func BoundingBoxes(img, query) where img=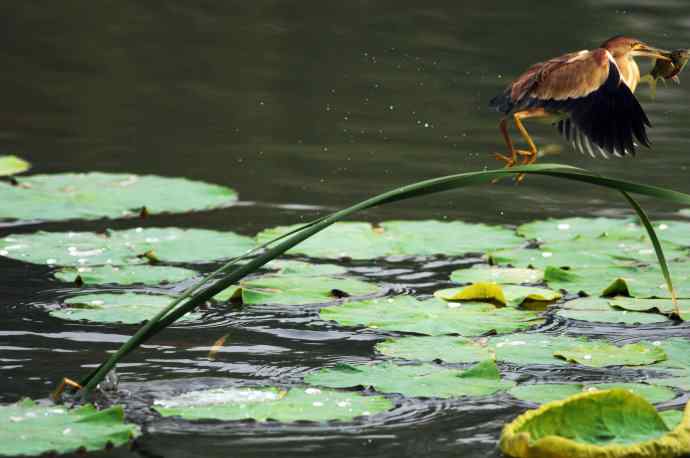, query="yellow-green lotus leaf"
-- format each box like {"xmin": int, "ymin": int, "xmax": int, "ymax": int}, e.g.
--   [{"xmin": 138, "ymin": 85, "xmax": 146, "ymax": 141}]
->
[
  {"xmin": 435, "ymin": 283, "xmax": 560, "ymax": 308},
  {"xmin": 500, "ymin": 389, "xmax": 690, "ymax": 458}
]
